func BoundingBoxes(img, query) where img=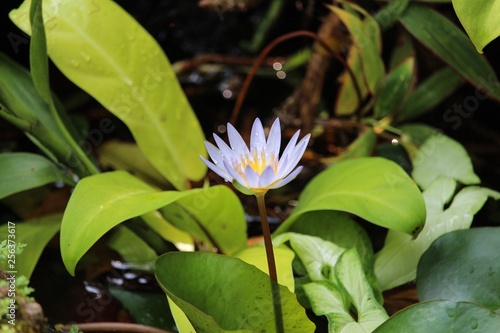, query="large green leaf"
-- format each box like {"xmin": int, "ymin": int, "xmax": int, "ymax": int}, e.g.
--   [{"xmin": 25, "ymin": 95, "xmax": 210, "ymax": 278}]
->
[
  {"xmin": 60, "ymin": 171, "xmax": 246, "ymax": 275},
  {"xmin": 275, "ymin": 157, "xmax": 426, "ymax": 237},
  {"xmin": 167, "ymin": 246, "xmax": 297, "ymax": 333},
  {"xmin": 417, "ymin": 228, "xmax": 500, "ymax": 311},
  {"xmin": 411, "ymin": 133, "xmax": 480, "ymax": 189},
  {"xmin": 0, "ymin": 214, "xmax": 61, "ymax": 278},
  {"xmin": 373, "ymin": 300, "xmax": 500, "ymax": 332},
  {"xmin": 0, "ymin": 152, "xmax": 73, "ymax": 200},
  {"xmin": 10, "ymin": 0, "xmax": 207, "ymax": 190},
  {"xmin": 374, "ymin": 57, "xmax": 415, "ymax": 119},
  {"xmin": 452, "ymin": 0, "xmax": 500, "ymax": 53},
  {"xmin": 155, "ymin": 252, "xmax": 315, "ymax": 333},
  {"xmin": 400, "ymin": 3, "xmax": 500, "ymax": 101},
  {"xmin": 374, "ymin": 178, "xmax": 500, "ymax": 291},
  {"xmin": 397, "ymin": 68, "xmax": 465, "ymax": 123}
]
